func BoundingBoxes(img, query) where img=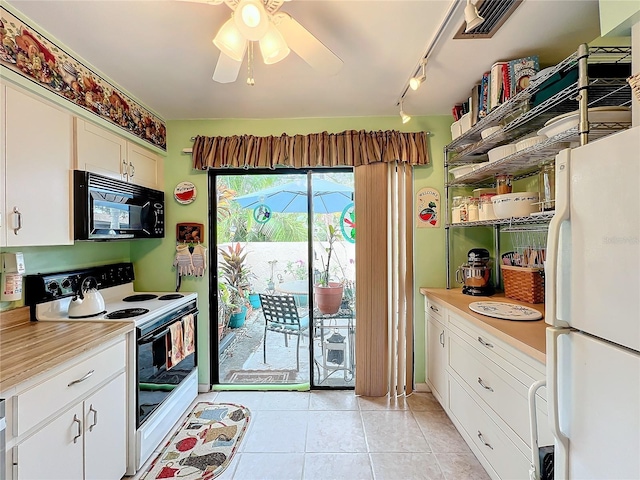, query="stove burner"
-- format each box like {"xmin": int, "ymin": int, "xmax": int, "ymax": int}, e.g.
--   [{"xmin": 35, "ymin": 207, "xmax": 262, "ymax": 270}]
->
[
  {"xmin": 158, "ymin": 294, "xmax": 184, "ymax": 300},
  {"xmin": 105, "ymin": 308, "xmax": 150, "ymax": 319},
  {"xmin": 123, "ymin": 294, "xmax": 158, "ymax": 302}
]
